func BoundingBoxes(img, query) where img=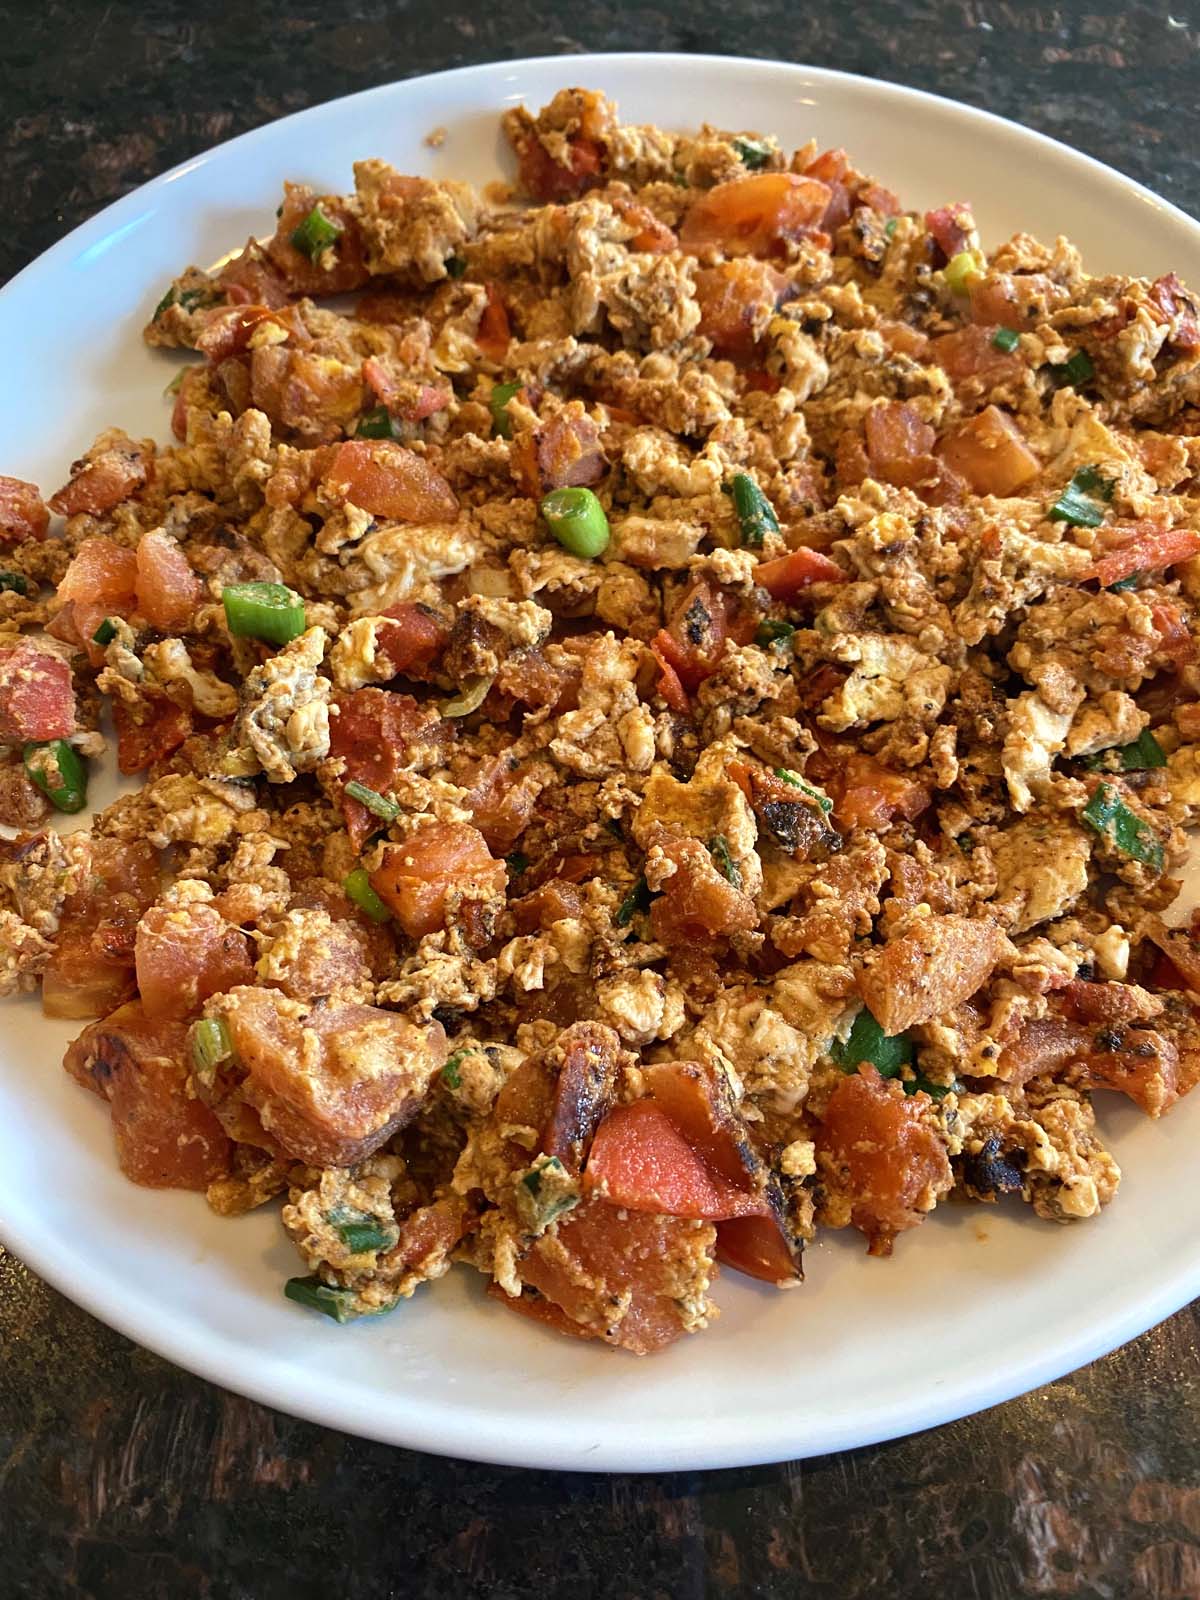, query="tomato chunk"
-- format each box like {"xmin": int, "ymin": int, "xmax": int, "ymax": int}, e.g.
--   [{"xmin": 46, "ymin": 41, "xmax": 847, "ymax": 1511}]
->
[
  {"xmin": 864, "ymin": 401, "xmax": 936, "ymax": 490},
  {"xmin": 695, "ymin": 259, "xmax": 787, "ymax": 359},
  {"xmin": 680, "ymin": 173, "xmax": 831, "ymax": 258},
  {"xmin": 755, "ymin": 547, "xmax": 844, "ymax": 599},
  {"xmin": 369, "ymin": 822, "xmax": 505, "ymax": 938},
  {"xmin": 0, "ymin": 642, "xmax": 75, "ymax": 741},
  {"xmin": 55, "ymin": 535, "xmax": 139, "ymax": 653},
  {"xmin": 322, "ymin": 440, "xmax": 458, "ymax": 523},
  {"xmin": 43, "ymin": 840, "xmax": 162, "ymax": 1021},
  {"xmin": 135, "ymin": 529, "xmax": 204, "ymax": 631},
  {"xmin": 0, "ymin": 475, "xmax": 49, "ymax": 542},
  {"xmin": 650, "ymin": 837, "xmax": 758, "ymax": 945},
  {"xmin": 135, "ymin": 900, "xmax": 255, "ymax": 1021},
  {"xmin": 113, "ymin": 699, "xmax": 192, "ymax": 775},
  {"xmin": 513, "ymin": 132, "xmax": 604, "ymax": 202},
  {"xmin": 476, "ymin": 283, "xmax": 512, "ymax": 360},
  {"xmin": 329, "ymin": 687, "xmax": 447, "ymax": 849},
  {"xmin": 48, "ymin": 436, "xmax": 150, "ymax": 517},
  {"xmin": 826, "ymin": 750, "xmax": 931, "ymax": 831},
  {"xmin": 376, "ymin": 603, "xmax": 447, "ymax": 677},
  {"xmin": 587, "ymin": 1099, "xmax": 764, "ymax": 1219},
  {"xmin": 817, "ymin": 1065, "xmax": 953, "ymax": 1255},
  {"xmin": 937, "ymin": 405, "xmax": 1040, "ymax": 497},
  {"xmin": 64, "ymin": 1001, "xmax": 233, "ymax": 1188}
]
